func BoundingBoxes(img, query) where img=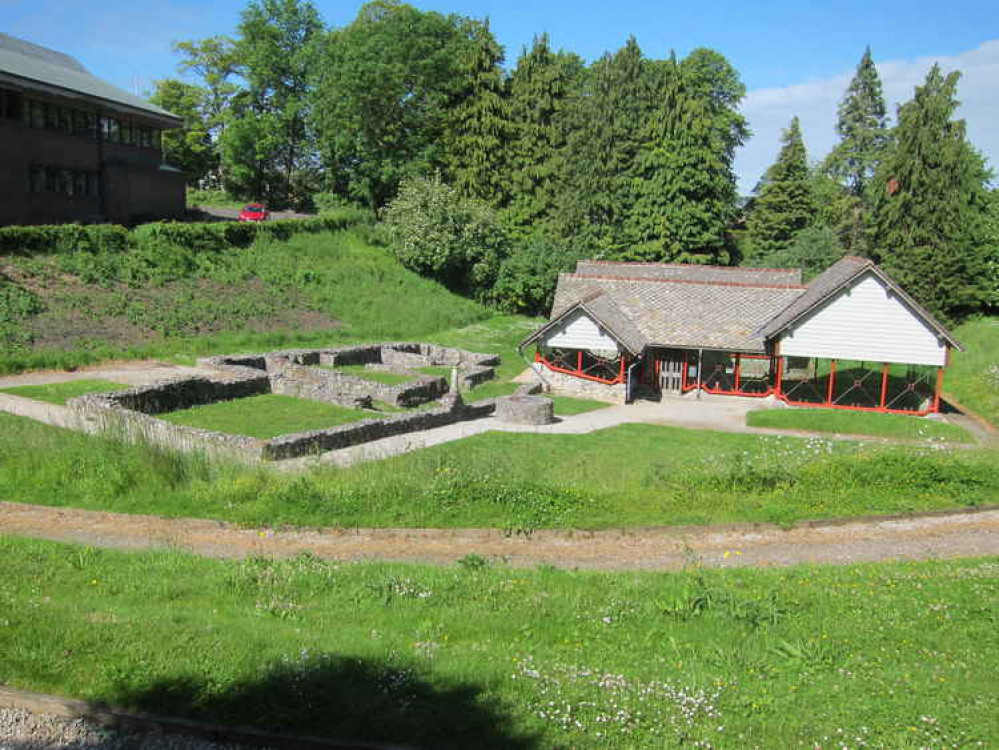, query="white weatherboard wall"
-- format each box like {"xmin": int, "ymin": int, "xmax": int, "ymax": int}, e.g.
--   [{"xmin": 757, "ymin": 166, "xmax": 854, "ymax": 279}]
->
[
  {"xmin": 777, "ymin": 272, "xmax": 947, "ymax": 367},
  {"xmin": 542, "ymin": 309, "xmax": 620, "ymax": 354}
]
